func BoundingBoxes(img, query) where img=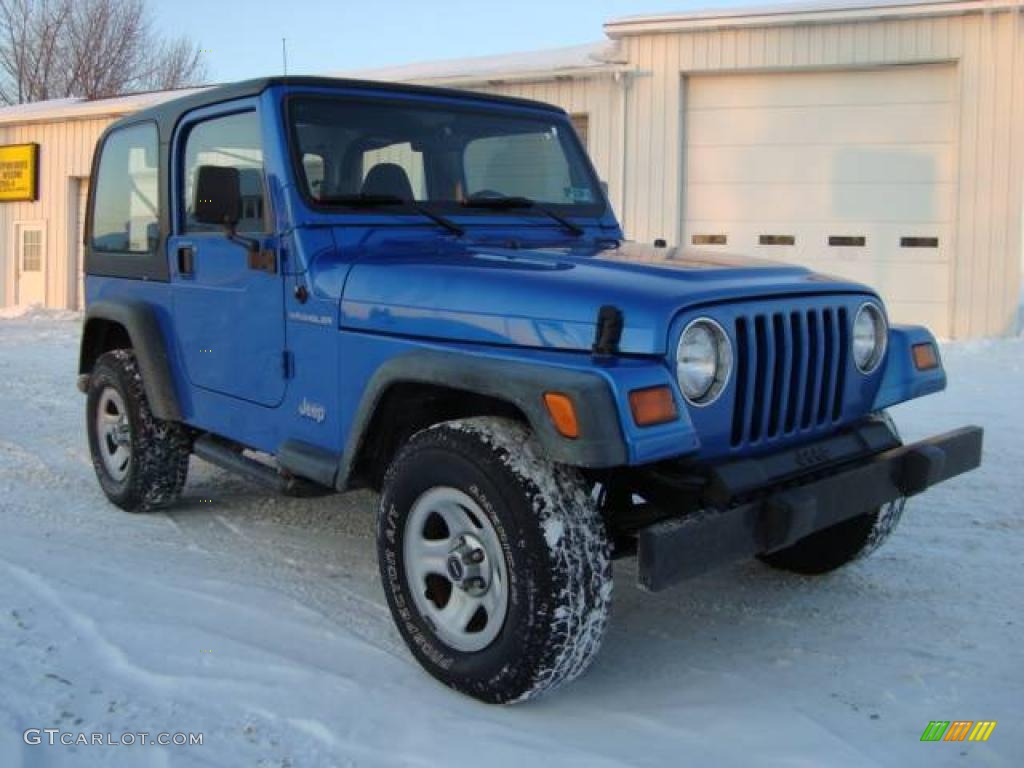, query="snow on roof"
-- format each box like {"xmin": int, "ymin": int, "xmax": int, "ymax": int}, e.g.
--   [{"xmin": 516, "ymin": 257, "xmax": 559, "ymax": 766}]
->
[
  {"xmin": 342, "ymin": 40, "xmax": 627, "ymax": 85},
  {"xmin": 606, "ymin": 0, "xmax": 1017, "ymax": 35},
  {"xmin": 0, "ymin": 86, "xmax": 208, "ymax": 127}
]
